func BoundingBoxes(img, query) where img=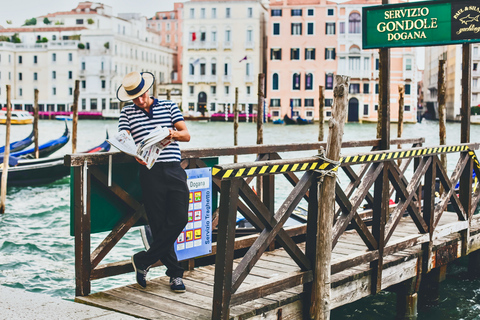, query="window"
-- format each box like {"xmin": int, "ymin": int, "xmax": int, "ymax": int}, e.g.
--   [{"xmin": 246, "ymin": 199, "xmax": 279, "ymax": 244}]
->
[
  {"xmin": 201, "ymin": 8, "xmax": 205, "ymax": 19},
  {"xmin": 211, "ymin": 63, "xmax": 216, "ymax": 75},
  {"xmin": 246, "ymin": 86, "xmax": 251, "ymax": 95},
  {"xmin": 349, "ymin": 13, "xmax": 361, "ymax": 33},
  {"xmin": 271, "ymin": 9, "xmax": 282, "ymax": 16},
  {"xmin": 102, "ymin": 99, "xmax": 106, "ymax": 110},
  {"xmin": 226, "ymin": 8, "xmax": 231, "ymax": 18},
  {"xmin": 474, "ymin": 63, "xmax": 478, "ymax": 71},
  {"xmin": 339, "ymin": 22, "xmax": 345, "ymax": 34},
  {"xmin": 292, "ymin": 73, "xmax": 301, "ymax": 90},
  {"xmin": 101, "ymin": 80, "xmax": 106, "ymax": 89},
  {"xmin": 291, "ymin": 9, "xmax": 302, "ymax": 16},
  {"xmin": 200, "ymin": 63, "xmax": 206, "ymax": 75},
  {"xmin": 375, "ymin": 105, "xmax": 378, "ymax": 111},
  {"xmin": 69, "ymin": 87, "xmax": 73, "ymax": 95},
  {"xmin": 305, "ymin": 98, "xmax": 314, "ymax": 106},
  {"xmin": 189, "ymin": 86, "xmax": 194, "ymax": 95},
  {"xmin": 291, "ymin": 23, "xmax": 302, "ymax": 35},
  {"xmin": 364, "ymin": 83, "xmax": 369, "ymax": 93},
  {"xmin": 81, "ymin": 62, "xmax": 85, "ymax": 70},
  {"xmin": 82, "ymin": 99, "xmax": 86, "ymax": 110},
  {"xmin": 18, "ymin": 73, "xmax": 22, "ymax": 81},
  {"xmin": 308, "ymin": 9, "xmax": 314, "ymax": 16},
  {"xmin": 211, "ymin": 86, "xmax": 216, "ymax": 94},
  {"xmin": 34, "ymin": 55, "xmax": 37, "ymax": 64},
  {"xmin": 52, "ymin": 87, "xmax": 56, "ymax": 95},
  {"xmin": 349, "ymin": 83, "xmax": 360, "ymax": 94},
  {"xmin": 325, "ymin": 73, "xmax": 334, "ymax": 90},
  {"xmin": 189, "ymin": 63, "xmax": 194, "ymax": 75},
  {"xmin": 52, "ymin": 53, "xmax": 56, "ymax": 62},
  {"xmin": 375, "ymin": 58, "xmax": 379, "ymax": 70},
  {"xmin": 271, "ymin": 98, "xmax": 281, "ymax": 107},
  {"xmin": 326, "ymin": 111, "xmax": 332, "ymax": 117},
  {"xmin": 305, "ymin": 48, "xmax": 316, "ymax": 60},
  {"xmin": 52, "ymin": 71, "xmax": 57, "ymax": 80},
  {"xmin": 305, "ymin": 73, "xmax": 313, "ymax": 90},
  {"xmin": 225, "ymin": 30, "xmax": 231, "ymax": 42},
  {"xmin": 271, "ymin": 48, "xmax": 282, "ymax": 60},
  {"xmin": 190, "ymin": 8, "xmax": 195, "ymax": 18},
  {"xmin": 52, "ymin": 35, "xmax": 56, "ymax": 41},
  {"xmin": 326, "ymin": 22, "xmax": 335, "ymax": 35},
  {"xmin": 405, "ymin": 58, "xmax": 412, "ymax": 71},
  {"xmin": 82, "ymin": 80, "xmax": 86, "ymax": 89},
  {"xmin": 18, "ymin": 56, "xmax": 22, "ymax": 64},
  {"xmin": 292, "ymin": 99, "xmax": 301, "ymax": 107},
  {"xmin": 405, "ymin": 84, "xmax": 411, "ymax": 95},
  {"xmin": 349, "ymin": 57, "xmax": 361, "ymax": 70},
  {"xmin": 224, "ymin": 63, "xmax": 229, "ymax": 75},
  {"xmin": 211, "ymin": 31, "xmax": 217, "ymax": 42},
  {"xmin": 225, "ymin": 86, "xmax": 230, "ymax": 94},
  {"xmin": 212, "ymin": 8, "xmax": 217, "ymax": 18},
  {"xmin": 328, "ymin": 8, "xmax": 334, "ymax": 16},
  {"xmin": 91, "ymin": 99, "xmax": 97, "ymax": 110},
  {"xmin": 272, "ymin": 73, "xmax": 279, "ymax": 90},
  {"xmin": 273, "ymin": 23, "xmax": 280, "ymax": 35},
  {"xmin": 33, "ymin": 72, "xmax": 37, "ymax": 81},
  {"xmin": 363, "ymin": 104, "xmax": 369, "ymax": 115},
  {"xmin": 405, "ymin": 105, "xmax": 411, "ymax": 111},
  {"xmin": 375, "ymin": 84, "xmax": 379, "ymax": 94},
  {"xmin": 325, "ymin": 99, "xmax": 333, "ymax": 107},
  {"xmin": 200, "ymin": 32, "xmax": 206, "ymax": 41},
  {"xmin": 246, "ymin": 30, "xmax": 253, "ymax": 42},
  {"xmin": 291, "ymin": 48, "xmax": 300, "ymax": 60},
  {"xmin": 307, "ymin": 22, "xmax": 314, "ymax": 35},
  {"xmin": 19, "ymin": 88, "xmax": 22, "ymax": 96},
  {"xmin": 325, "ymin": 48, "xmax": 335, "ymax": 60},
  {"xmin": 247, "ymin": 7, "xmax": 253, "ymax": 18},
  {"xmin": 364, "ymin": 57, "xmax": 370, "ymax": 70},
  {"xmin": 76, "ymin": 19, "xmax": 83, "ymax": 24}
]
